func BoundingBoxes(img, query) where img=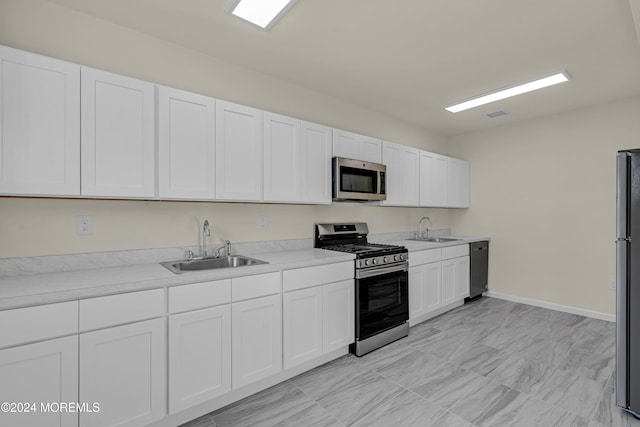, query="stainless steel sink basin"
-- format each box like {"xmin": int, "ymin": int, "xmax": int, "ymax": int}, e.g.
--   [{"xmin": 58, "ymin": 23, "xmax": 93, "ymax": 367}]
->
[
  {"xmin": 161, "ymin": 255, "xmax": 268, "ymax": 274},
  {"xmin": 407, "ymin": 237, "xmax": 463, "ymax": 243}
]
